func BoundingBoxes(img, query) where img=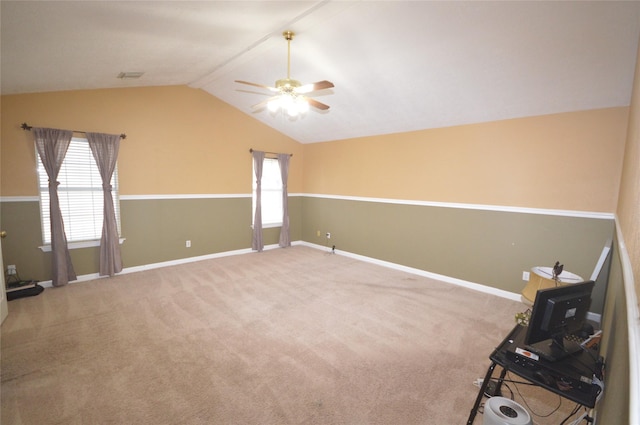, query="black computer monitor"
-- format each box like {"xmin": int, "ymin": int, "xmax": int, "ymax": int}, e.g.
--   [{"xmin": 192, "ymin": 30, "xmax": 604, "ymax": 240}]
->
[{"xmin": 525, "ymin": 280, "xmax": 595, "ymax": 362}]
